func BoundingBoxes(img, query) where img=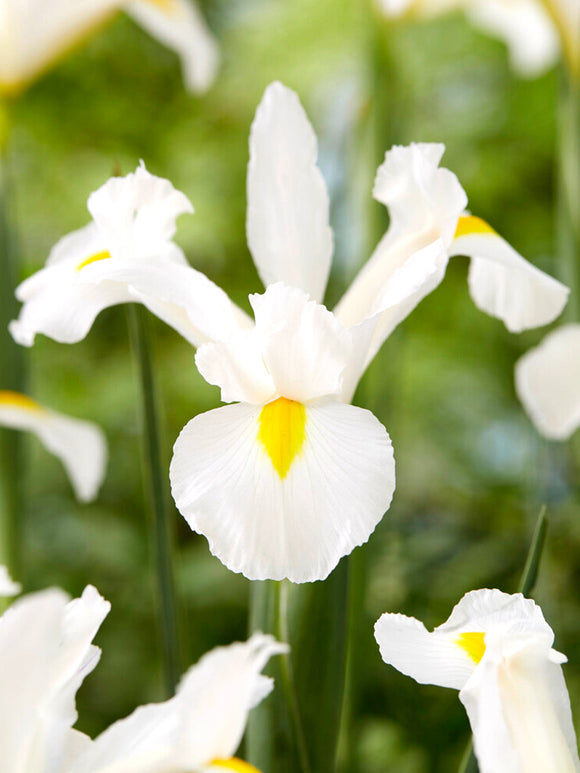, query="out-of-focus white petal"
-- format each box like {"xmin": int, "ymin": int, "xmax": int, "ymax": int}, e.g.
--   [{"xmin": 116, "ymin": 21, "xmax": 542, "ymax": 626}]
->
[
  {"xmin": 468, "ymin": 0, "xmax": 559, "ymax": 77},
  {"xmin": 246, "ymin": 82, "xmax": 333, "ymax": 303},
  {"xmin": 377, "ymin": 0, "xmax": 464, "ymax": 18},
  {"xmin": 0, "ymin": 566, "xmax": 20, "ymax": 597},
  {"xmin": 515, "ymin": 324, "xmax": 580, "ymax": 440},
  {"xmin": 69, "ymin": 634, "xmax": 286, "ymax": 773},
  {"xmin": 0, "ymin": 392, "xmax": 107, "ymax": 501},
  {"xmin": 0, "ymin": 585, "xmax": 109, "ymax": 773},
  {"xmin": 87, "ymin": 162, "xmax": 193, "ymax": 261},
  {"xmin": 9, "ymin": 264, "xmax": 134, "ymax": 346},
  {"xmin": 170, "ymin": 399, "xmax": 394, "ymax": 583},
  {"xmin": 374, "ymin": 612, "xmax": 477, "ymax": 690},
  {"xmin": 0, "ymin": 0, "xmax": 120, "ymax": 95},
  {"xmin": 335, "ymin": 143, "xmax": 466, "ymax": 333},
  {"xmin": 126, "ymin": 0, "xmax": 220, "ymax": 93},
  {"xmin": 450, "ymin": 219, "xmax": 569, "ymax": 332}
]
